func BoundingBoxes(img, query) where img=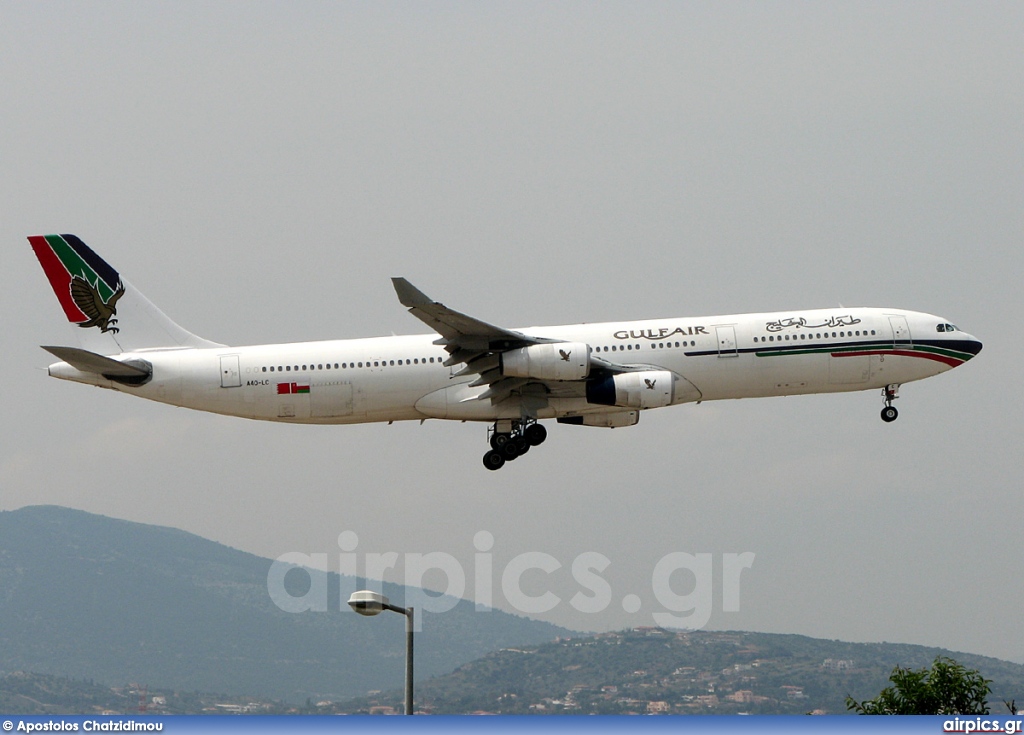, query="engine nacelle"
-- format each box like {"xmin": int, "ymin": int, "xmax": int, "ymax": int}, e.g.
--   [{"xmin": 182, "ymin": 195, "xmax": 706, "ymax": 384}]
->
[
  {"xmin": 558, "ymin": 411, "xmax": 640, "ymax": 428},
  {"xmin": 501, "ymin": 342, "xmax": 591, "ymax": 381},
  {"xmin": 586, "ymin": 370, "xmax": 674, "ymax": 409}
]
